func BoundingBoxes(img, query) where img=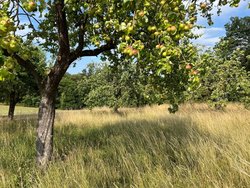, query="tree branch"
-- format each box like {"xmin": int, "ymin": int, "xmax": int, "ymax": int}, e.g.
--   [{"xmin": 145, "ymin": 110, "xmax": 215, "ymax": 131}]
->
[
  {"xmin": 48, "ymin": 0, "xmax": 71, "ymax": 88},
  {"xmin": 74, "ymin": 15, "xmax": 88, "ymax": 53},
  {"xmin": 2, "ymin": 49, "xmax": 43, "ymax": 91},
  {"xmin": 69, "ymin": 41, "xmax": 117, "ymax": 62}
]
